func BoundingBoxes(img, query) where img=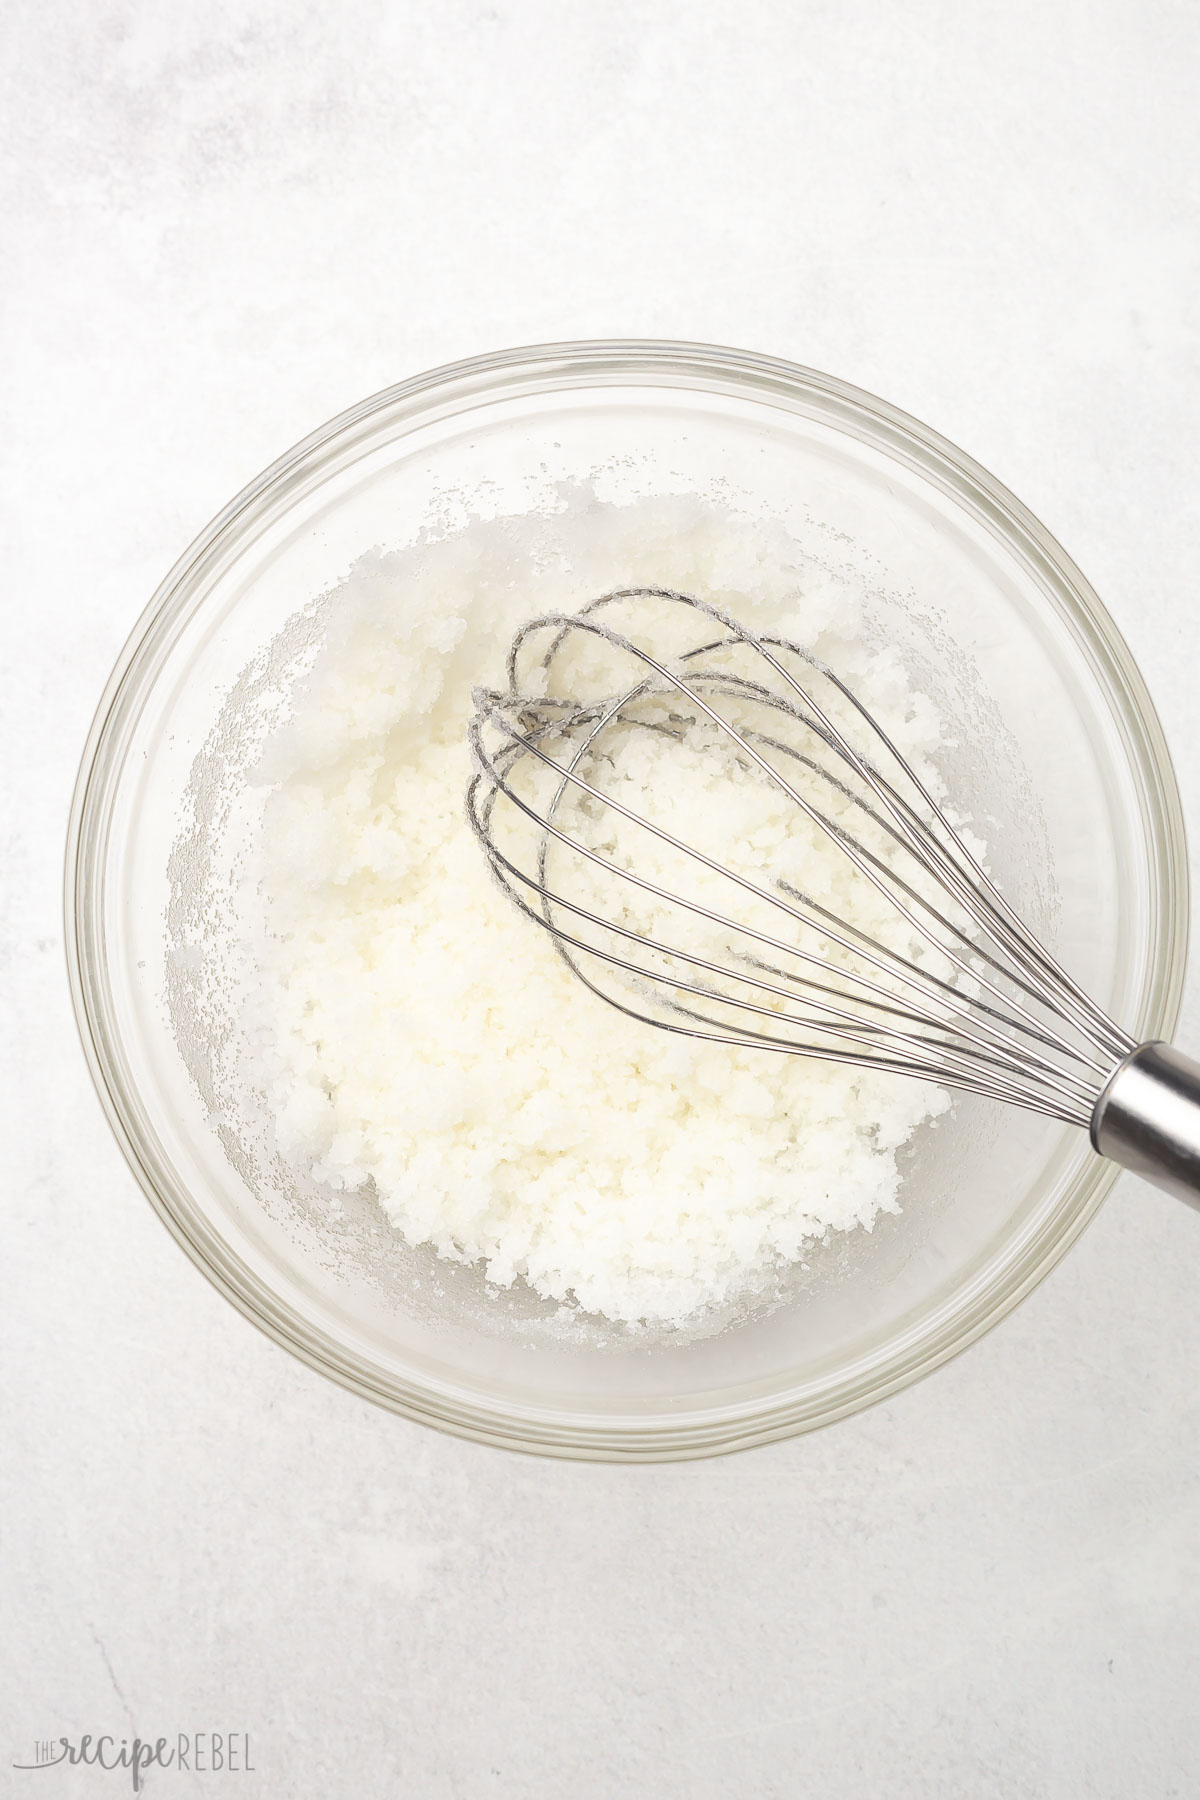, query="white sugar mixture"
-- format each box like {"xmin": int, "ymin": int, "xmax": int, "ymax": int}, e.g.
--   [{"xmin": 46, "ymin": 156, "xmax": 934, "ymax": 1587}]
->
[{"xmin": 252, "ymin": 493, "xmax": 951, "ymax": 1329}]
